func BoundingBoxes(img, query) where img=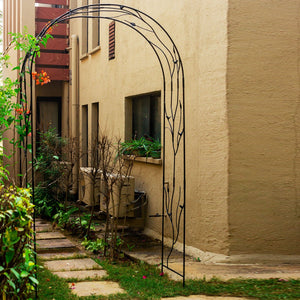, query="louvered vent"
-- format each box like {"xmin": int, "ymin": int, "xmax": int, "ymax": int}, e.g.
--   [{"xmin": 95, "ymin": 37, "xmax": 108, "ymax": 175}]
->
[{"xmin": 108, "ymin": 21, "xmax": 115, "ymax": 60}]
